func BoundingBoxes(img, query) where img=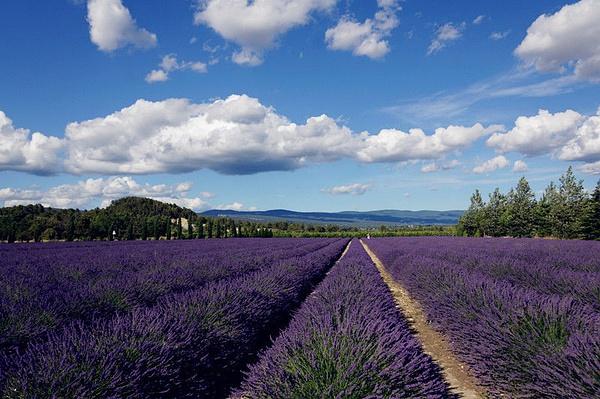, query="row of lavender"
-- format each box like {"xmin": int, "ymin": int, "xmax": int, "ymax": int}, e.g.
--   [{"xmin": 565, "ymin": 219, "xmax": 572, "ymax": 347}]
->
[
  {"xmin": 367, "ymin": 237, "xmax": 600, "ymax": 398},
  {"xmin": 0, "ymin": 238, "xmax": 335, "ymax": 354},
  {"xmin": 0, "ymin": 238, "xmax": 348, "ymax": 397},
  {"xmin": 235, "ymin": 240, "xmax": 455, "ymax": 399}
]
